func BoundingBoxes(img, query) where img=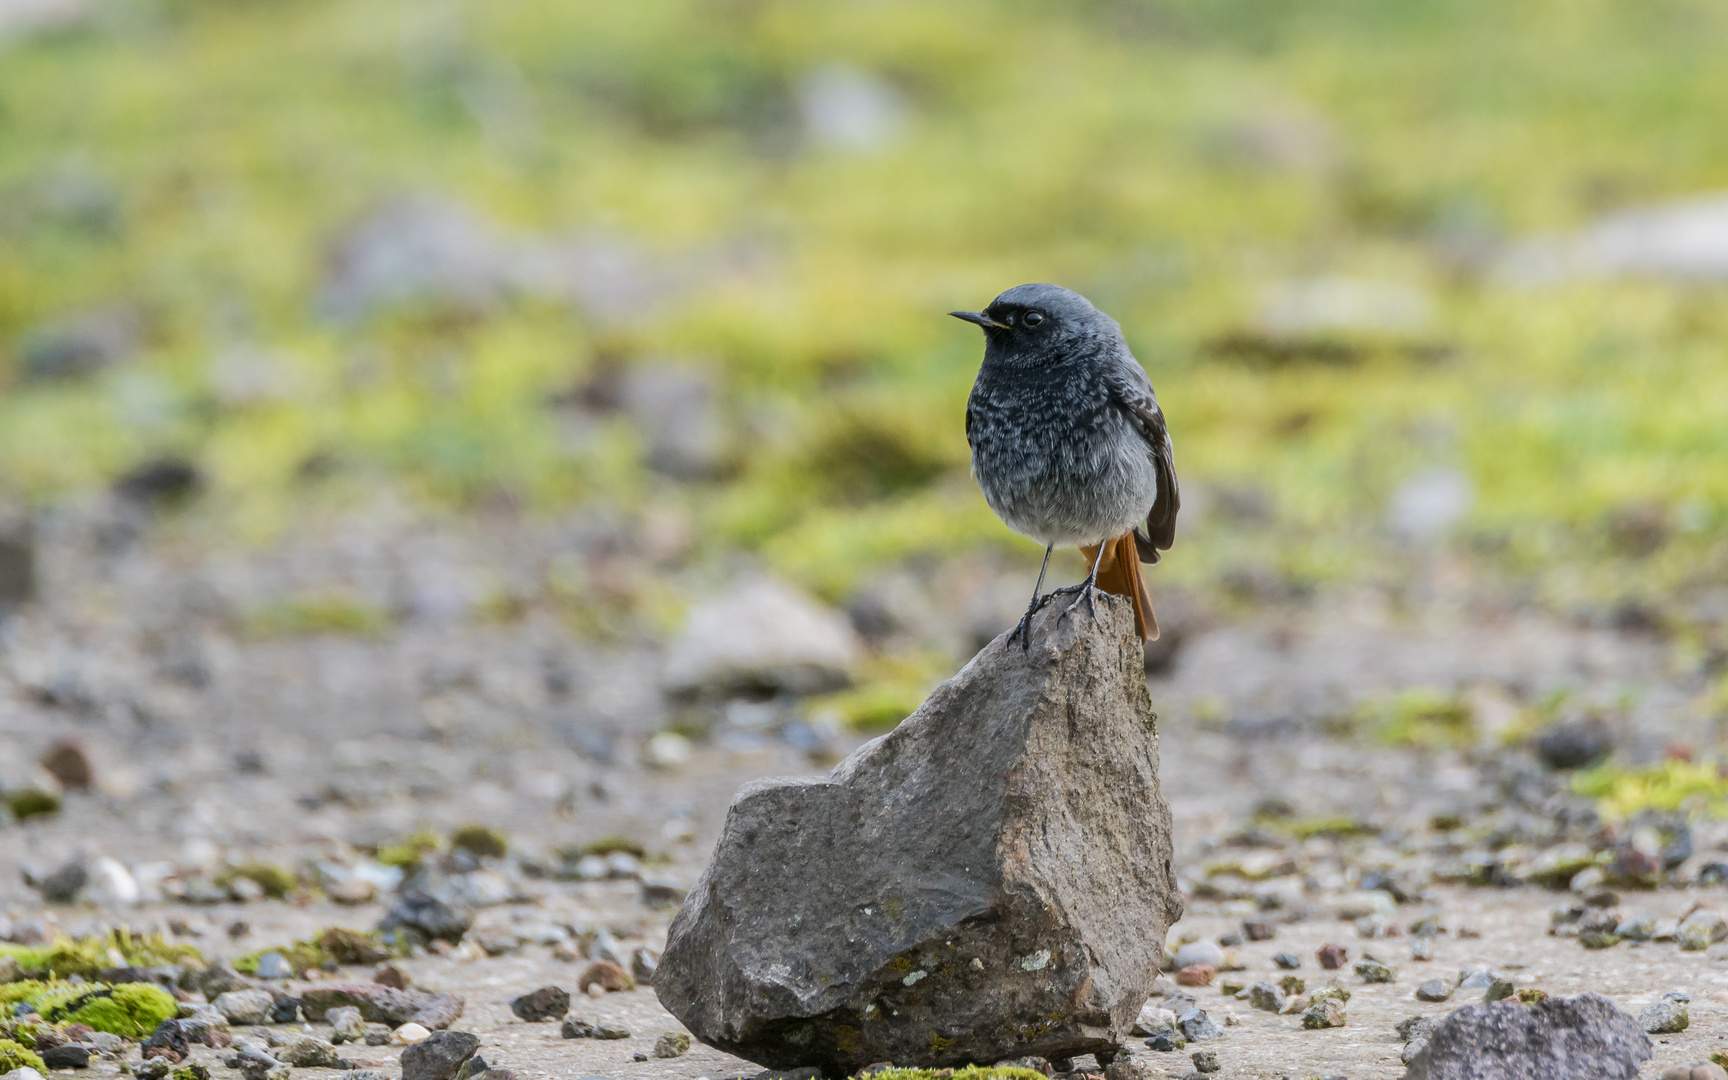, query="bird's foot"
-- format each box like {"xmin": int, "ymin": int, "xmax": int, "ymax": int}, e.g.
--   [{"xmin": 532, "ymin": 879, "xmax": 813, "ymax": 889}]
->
[
  {"xmin": 1055, "ymin": 580, "xmax": 1100, "ymax": 626},
  {"xmin": 1007, "ymin": 592, "xmax": 1057, "ymax": 651}
]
